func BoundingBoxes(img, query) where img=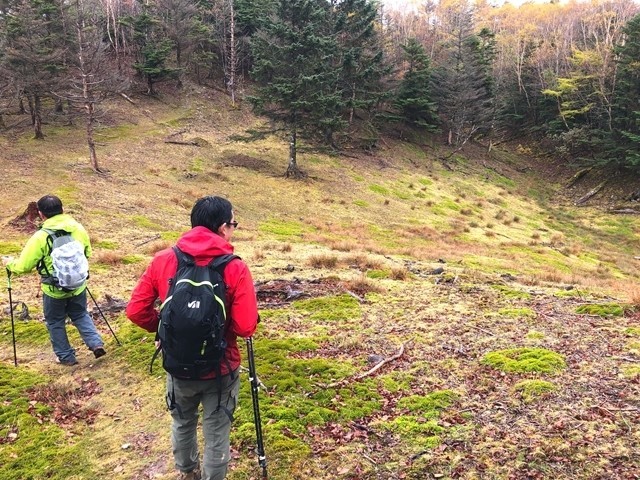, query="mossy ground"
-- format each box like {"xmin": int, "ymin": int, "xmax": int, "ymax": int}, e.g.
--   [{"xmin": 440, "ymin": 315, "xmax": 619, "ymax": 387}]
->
[{"xmin": 1, "ymin": 87, "xmax": 639, "ymax": 479}]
